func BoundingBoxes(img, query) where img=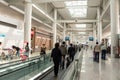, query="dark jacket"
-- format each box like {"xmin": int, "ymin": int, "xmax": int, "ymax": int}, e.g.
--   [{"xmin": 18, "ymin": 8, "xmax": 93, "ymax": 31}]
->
[
  {"xmin": 51, "ymin": 48, "xmax": 62, "ymax": 62},
  {"xmin": 68, "ymin": 47, "xmax": 75, "ymax": 56}
]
